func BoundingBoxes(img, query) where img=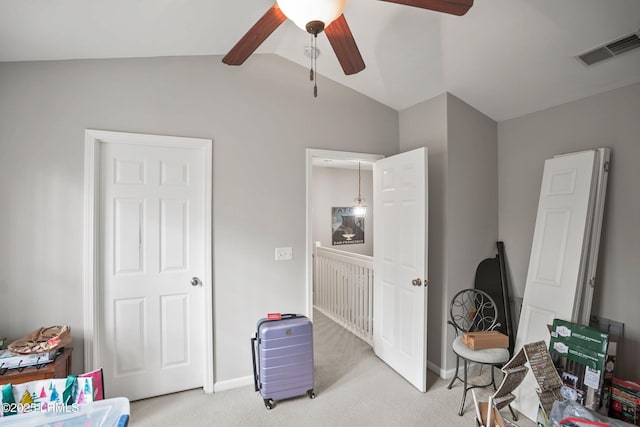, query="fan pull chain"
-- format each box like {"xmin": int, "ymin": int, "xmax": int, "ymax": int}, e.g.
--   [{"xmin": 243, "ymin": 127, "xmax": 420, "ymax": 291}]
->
[
  {"xmin": 312, "ymin": 34, "xmax": 318, "ymax": 98},
  {"xmin": 309, "ymin": 35, "xmax": 314, "ymax": 82}
]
